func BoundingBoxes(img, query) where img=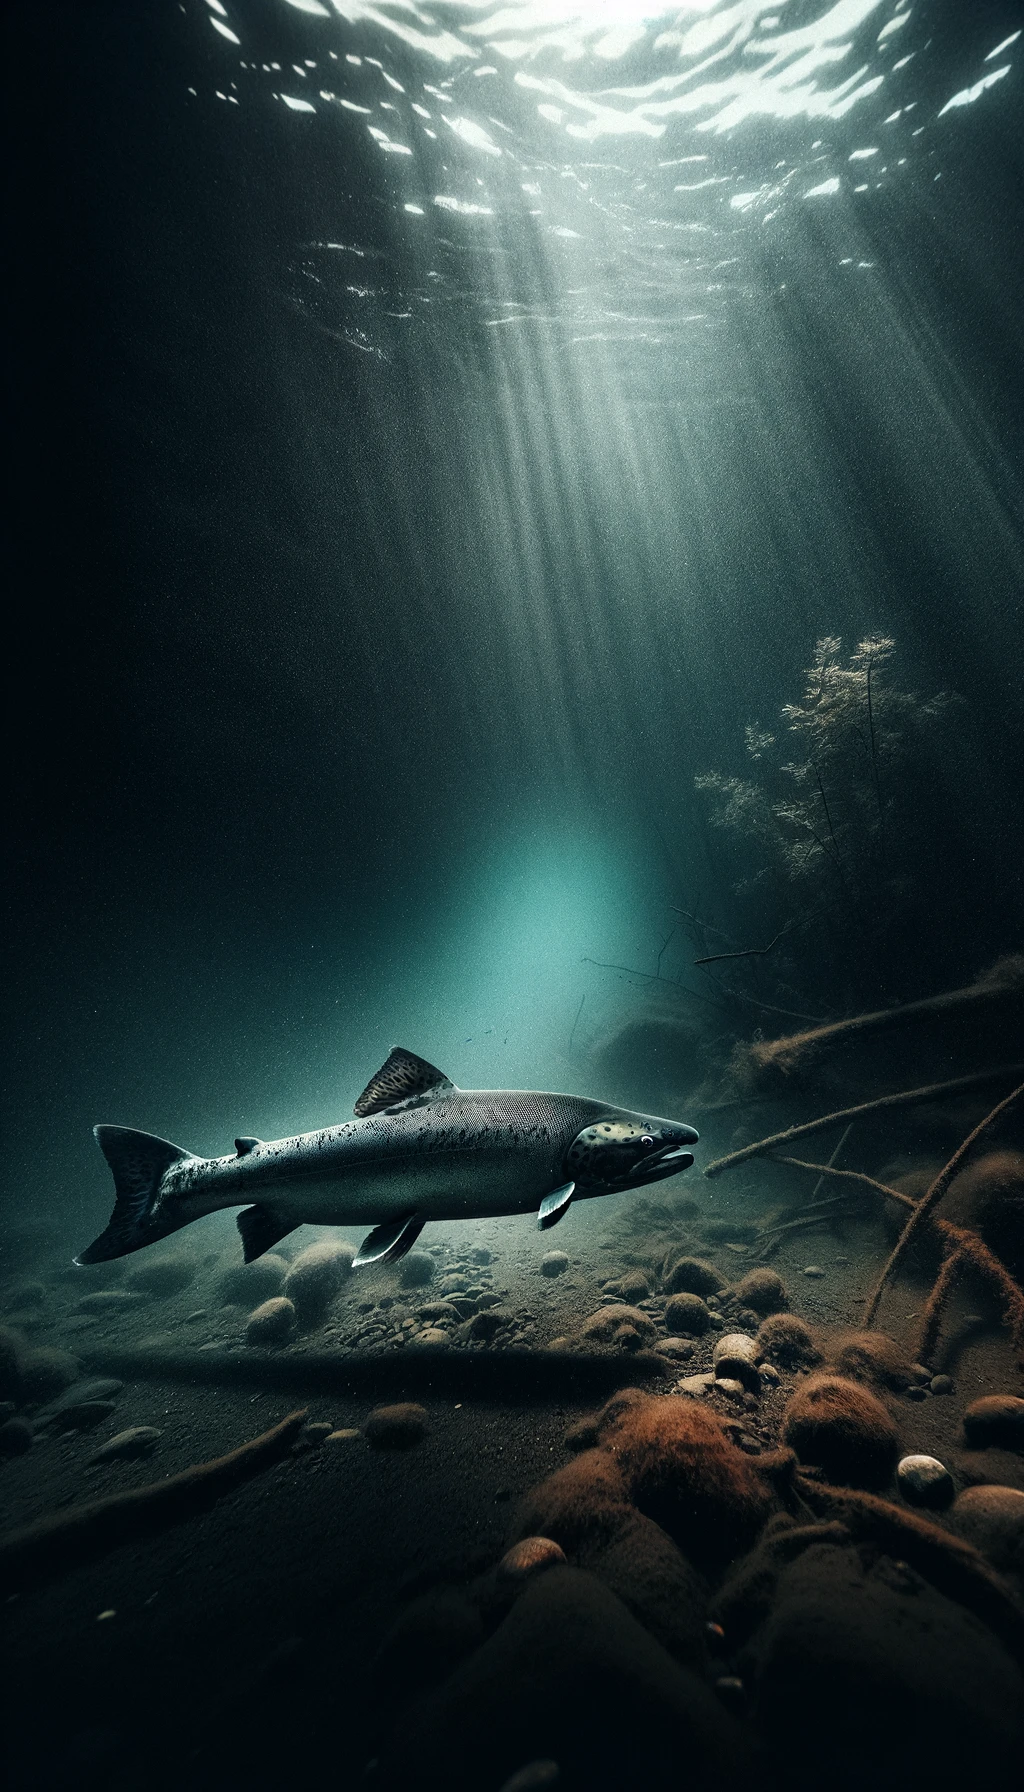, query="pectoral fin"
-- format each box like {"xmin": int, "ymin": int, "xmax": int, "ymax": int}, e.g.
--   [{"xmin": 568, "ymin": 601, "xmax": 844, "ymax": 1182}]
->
[
  {"xmin": 237, "ymin": 1204, "xmax": 297, "ymax": 1263},
  {"xmin": 537, "ymin": 1181, "xmax": 575, "ymax": 1231},
  {"xmin": 353, "ymin": 1212, "xmax": 425, "ymax": 1268}
]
